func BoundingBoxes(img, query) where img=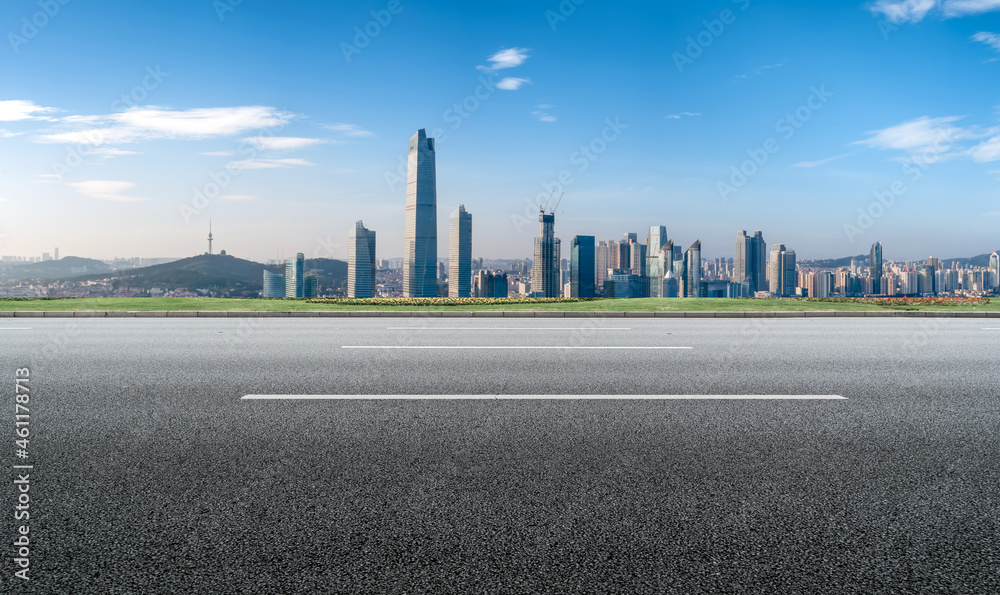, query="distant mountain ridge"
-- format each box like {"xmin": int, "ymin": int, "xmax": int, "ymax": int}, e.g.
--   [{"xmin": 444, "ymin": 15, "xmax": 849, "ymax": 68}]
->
[
  {"xmin": 1, "ymin": 256, "xmax": 111, "ymax": 280},
  {"xmin": 800, "ymin": 253, "xmax": 997, "ymax": 269},
  {"xmin": 70, "ymin": 253, "xmax": 347, "ymax": 294}
]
